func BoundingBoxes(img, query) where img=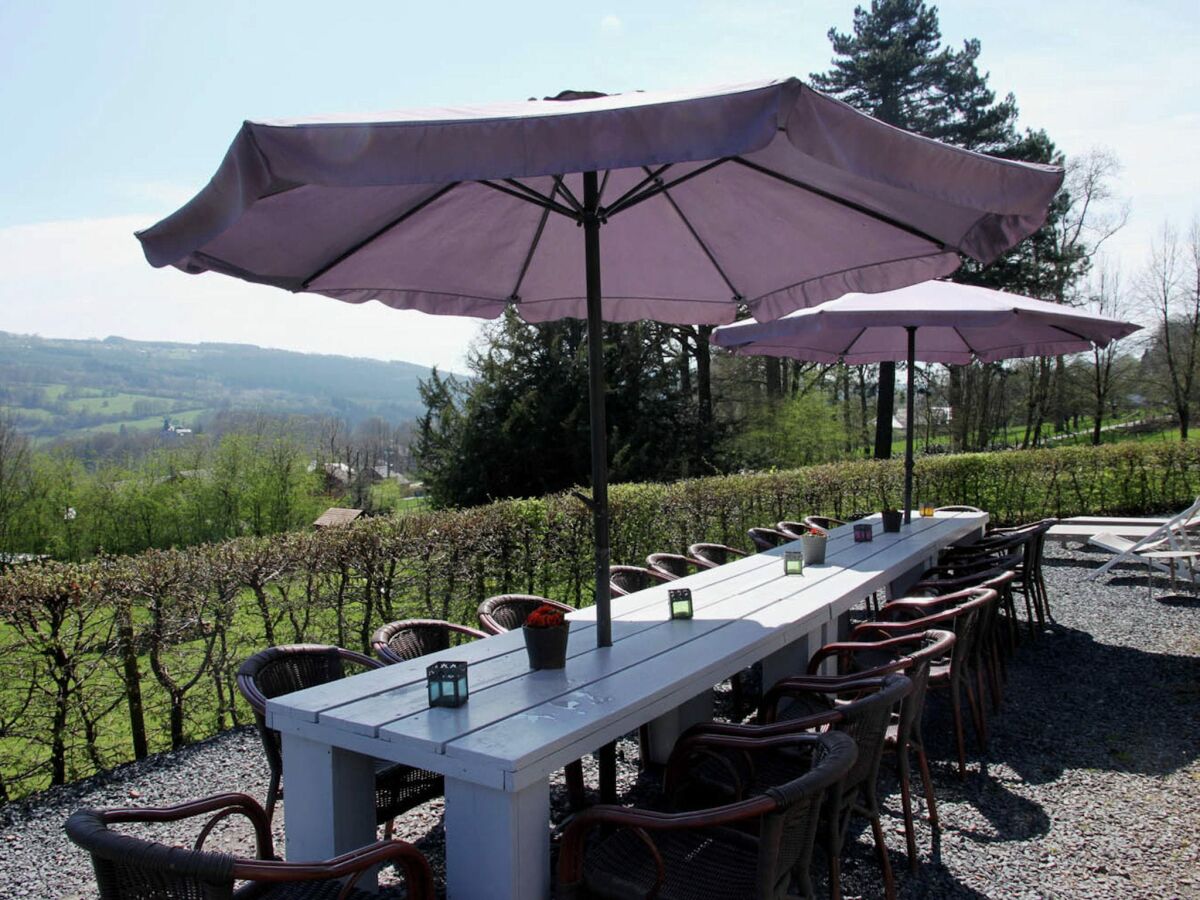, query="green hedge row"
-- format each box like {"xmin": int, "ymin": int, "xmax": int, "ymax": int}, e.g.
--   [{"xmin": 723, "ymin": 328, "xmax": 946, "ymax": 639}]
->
[{"xmin": 1, "ymin": 440, "xmax": 1196, "ymax": 802}]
